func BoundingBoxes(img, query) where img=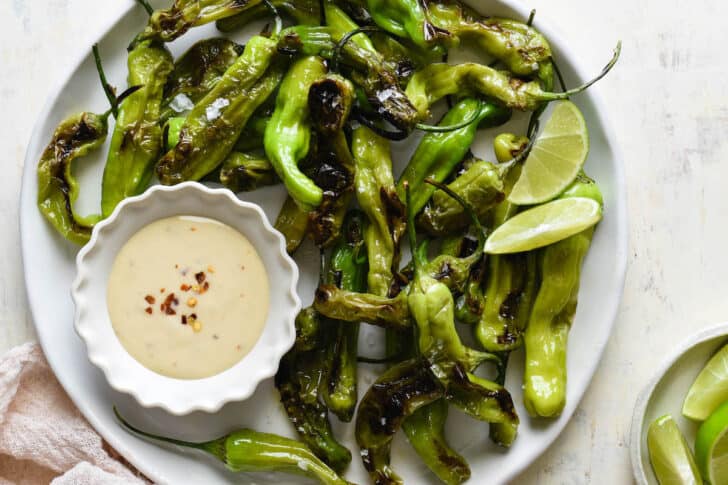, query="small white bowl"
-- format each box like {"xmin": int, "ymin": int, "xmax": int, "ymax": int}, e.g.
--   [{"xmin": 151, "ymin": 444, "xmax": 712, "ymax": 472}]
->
[
  {"xmin": 631, "ymin": 322, "xmax": 728, "ymax": 483},
  {"xmin": 72, "ymin": 182, "xmax": 300, "ymax": 415}
]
